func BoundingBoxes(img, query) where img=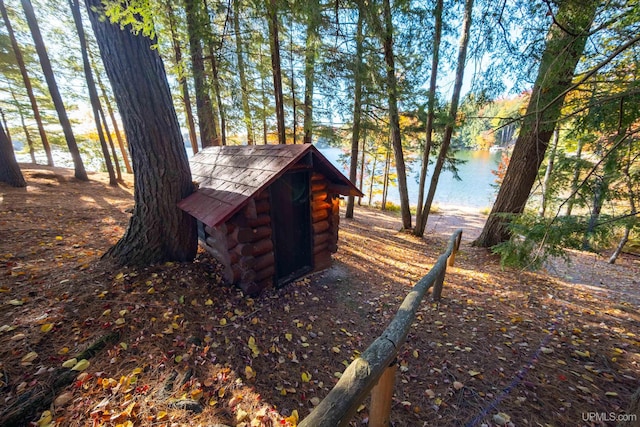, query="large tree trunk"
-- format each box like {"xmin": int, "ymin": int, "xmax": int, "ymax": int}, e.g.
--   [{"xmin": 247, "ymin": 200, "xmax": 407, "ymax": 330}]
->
[
  {"xmin": 346, "ymin": 0, "xmax": 364, "ymax": 219},
  {"xmin": 303, "ymin": 0, "xmax": 321, "ymax": 144},
  {"xmin": 418, "ymin": 0, "xmax": 473, "ymax": 236},
  {"xmin": 413, "ymin": 0, "xmax": 443, "ymax": 236},
  {"xmin": 184, "ymin": 0, "xmax": 219, "ymax": 147},
  {"xmin": 69, "ymin": 0, "xmax": 117, "ymax": 186},
  {"xmin": 267, "ymin": 0, "xmax": 286, "ymax": 144},
  {"xmin": 473, "ymin": 0, "xmax": 597, "ymax": 248},
  {"xmin": 380, "ymin": 0, "xmax": 411, "ymax": 228},
  {"xmin": 21, "ymin": 0, "xmax": 87, "ymax": 181},
  {"xmin": 233, "ymin": 0, "xmax": 254, "ymax": 145},
  {"xmin": 289, "ymin": 29, "xmax": 297, "ymax": 144},
  {"xmin": 0, "ymin": 119, "xmax": 26, "ymax": 187},
  {"xmin": 86, "ymin": 0, "xmax": 197, "ymax": 265},
  {"xmin": 166, "ymin": 0, "xmax": 199, "ymax": 154},
  {"xmin": 1, "ymin": 0, "xmax": 53, "ymax": 166}
]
